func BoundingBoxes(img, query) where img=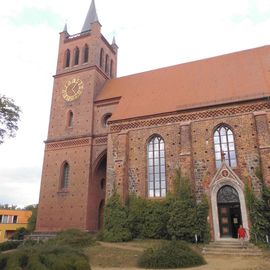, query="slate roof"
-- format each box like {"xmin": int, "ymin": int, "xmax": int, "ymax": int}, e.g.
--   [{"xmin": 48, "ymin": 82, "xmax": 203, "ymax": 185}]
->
[{"xmin": 81, "ymin": 0, "xmax": 99, "ymax": 32}]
